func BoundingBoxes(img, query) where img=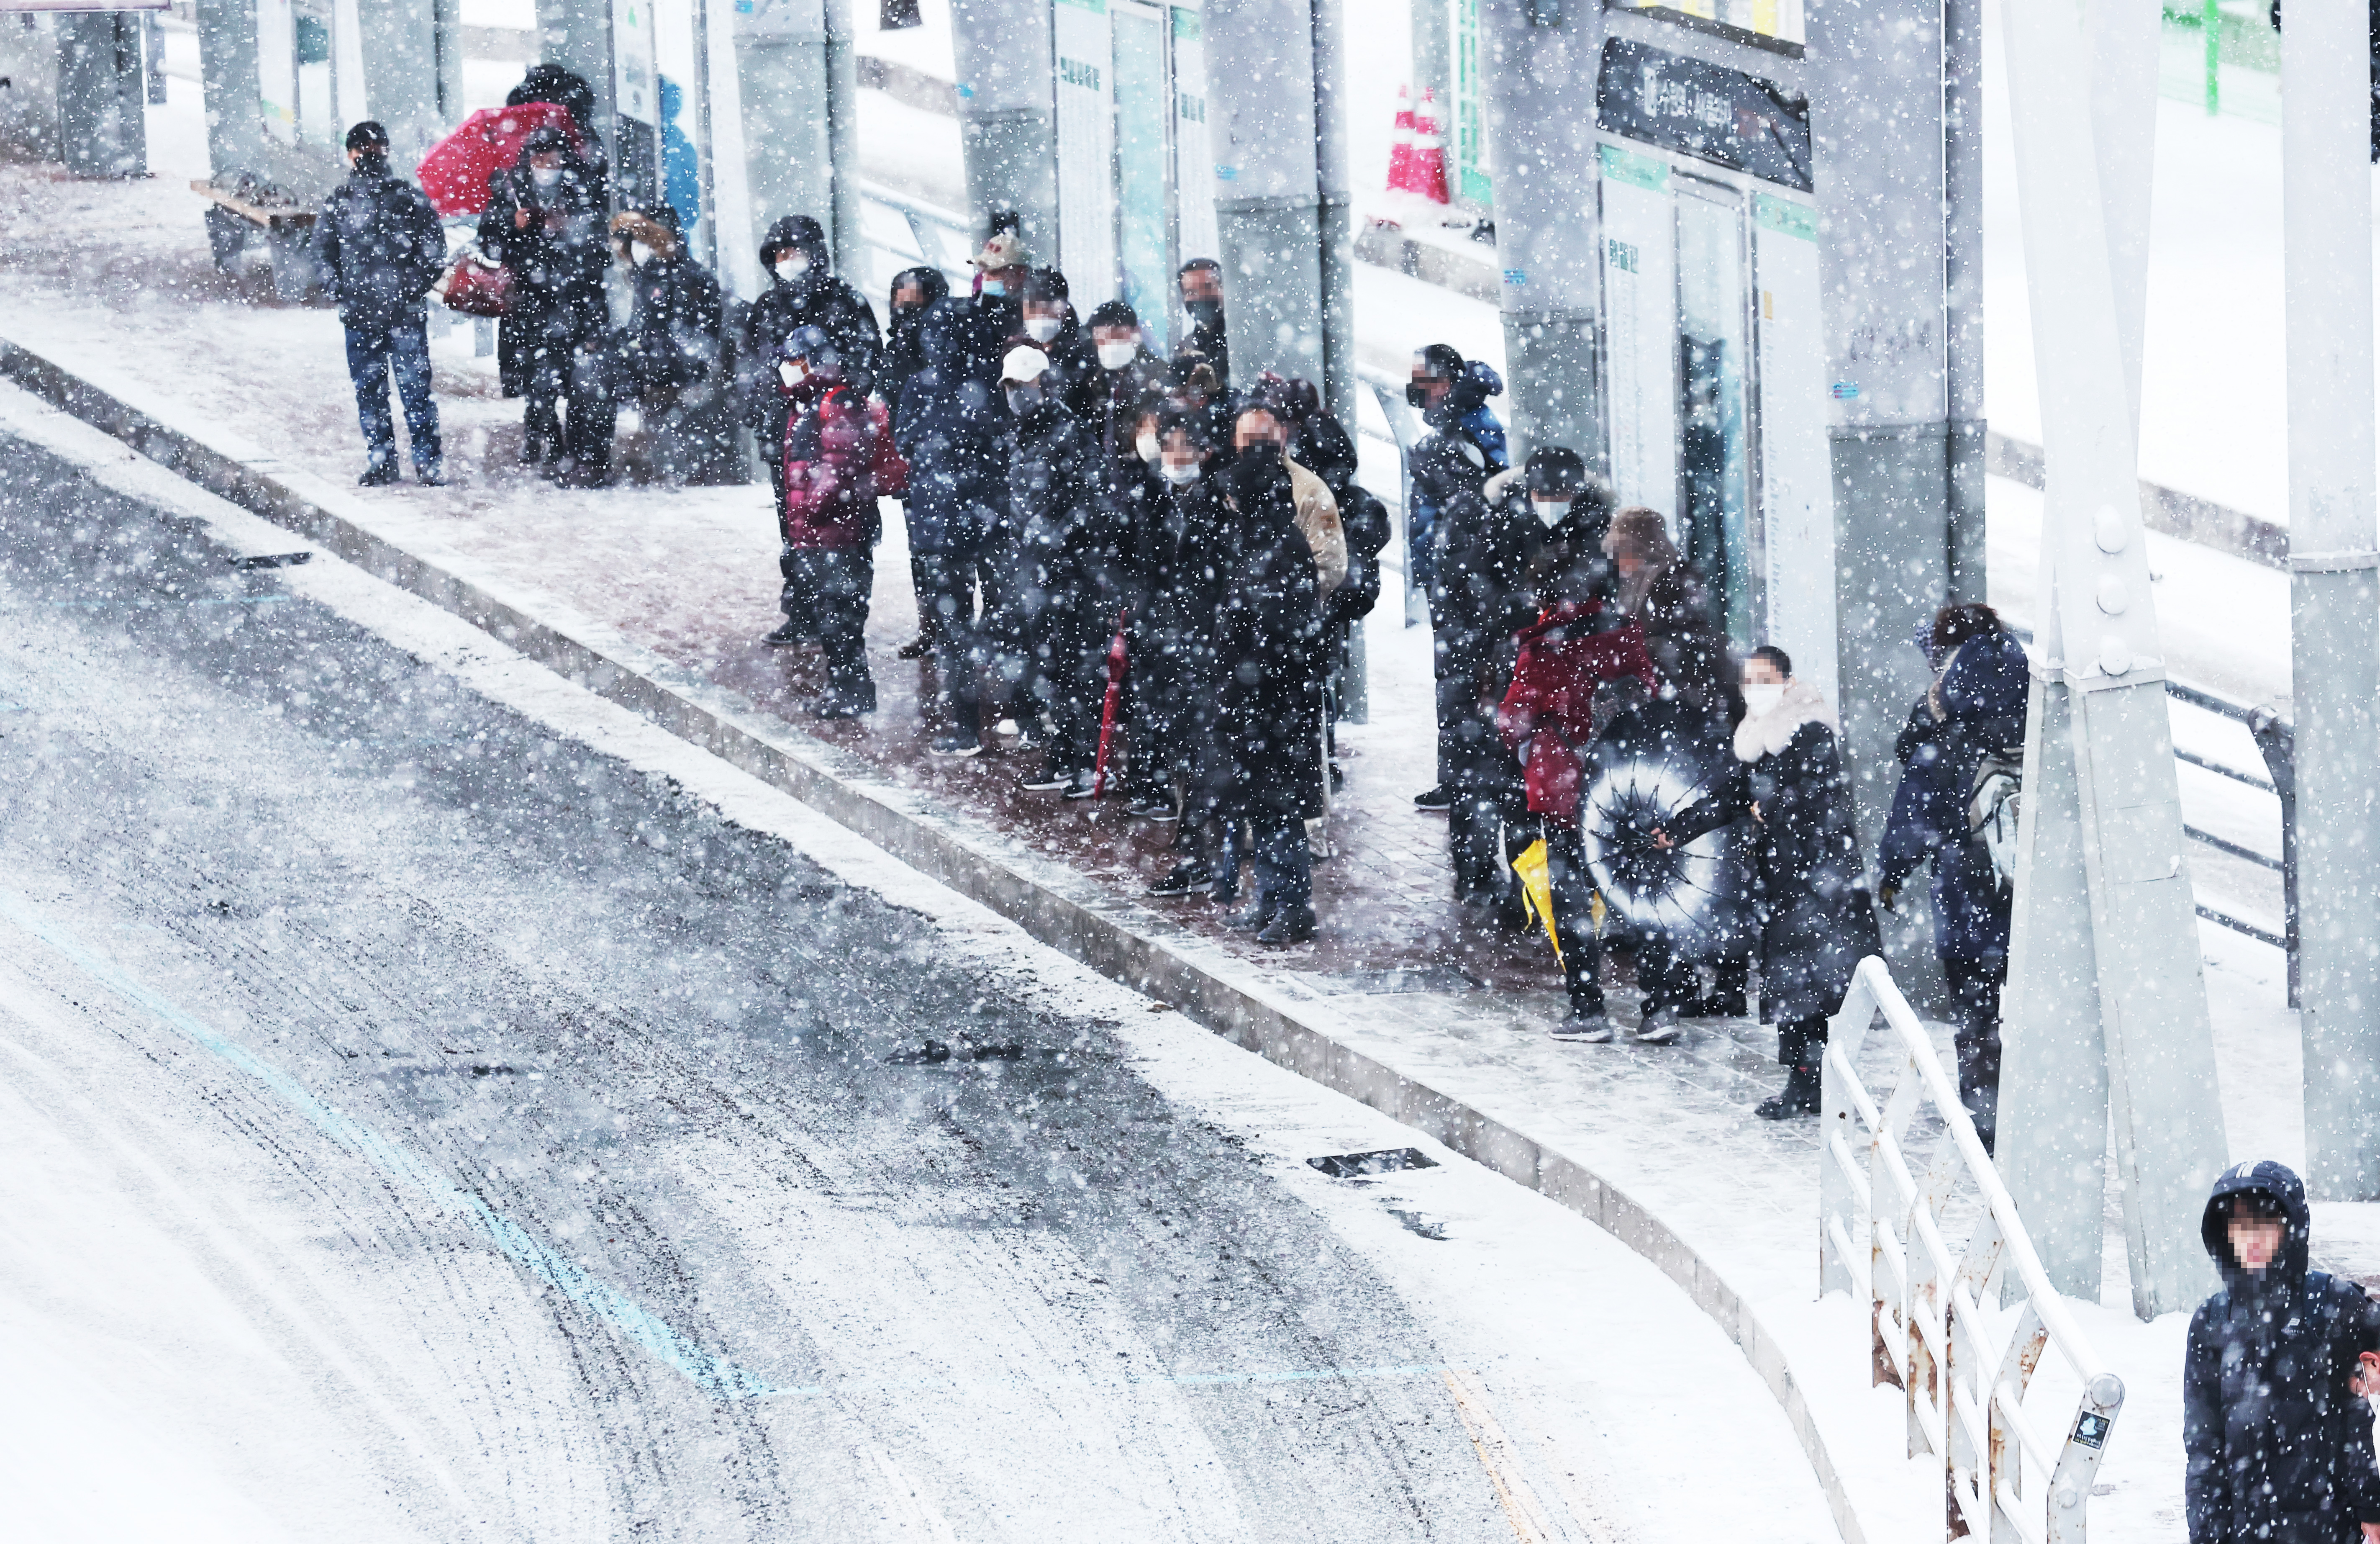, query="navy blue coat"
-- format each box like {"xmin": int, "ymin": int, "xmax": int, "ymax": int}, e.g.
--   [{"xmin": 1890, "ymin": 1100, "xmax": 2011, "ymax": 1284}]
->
[
  {"xmin": 314, "ymin": 159, "xmax": 446, "ymax": 327},
  {"xmin": 2187, "ymin": 1161, "xmax": 2380, "ymax": 1544},
  {"xmin": 1879, "ymin": 627, "xmax": 2029, "ymax": 970},
  {"xmin": 894, "ymin": 290, "xmax": 1021, "ymax": 554}
]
